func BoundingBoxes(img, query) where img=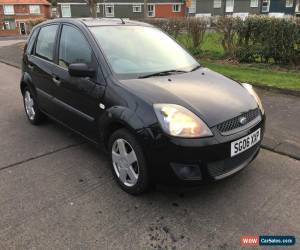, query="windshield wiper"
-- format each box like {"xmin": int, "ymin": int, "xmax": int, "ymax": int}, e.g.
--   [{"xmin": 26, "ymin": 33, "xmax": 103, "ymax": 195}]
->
[
  {"xmin": 138, "ymin": 69, "xmax": 188, "ymax": 79},
  {"xmin": 190, "ymin": 65, "xmax": 201, "ymax": 72}
]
